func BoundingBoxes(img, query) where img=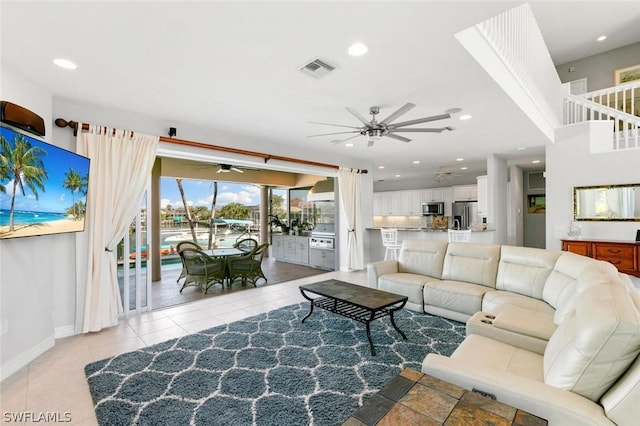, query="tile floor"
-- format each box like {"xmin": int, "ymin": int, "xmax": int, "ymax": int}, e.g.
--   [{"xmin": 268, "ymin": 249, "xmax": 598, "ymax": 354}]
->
[{"xmin": 0, "ymin": 270, "xmax": 366, "ymax": 425}]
